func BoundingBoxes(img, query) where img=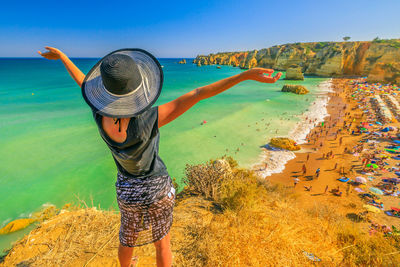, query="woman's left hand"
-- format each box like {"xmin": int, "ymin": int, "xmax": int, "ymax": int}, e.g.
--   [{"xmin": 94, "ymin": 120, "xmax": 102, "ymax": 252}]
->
[
  {"xmin": 240, "ymin": 68, "xmax": 282, "ymax": 83},
  {"xmin": 37, "ymin": 46, "xmax": 64, "ymax": 60}
]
